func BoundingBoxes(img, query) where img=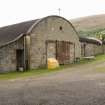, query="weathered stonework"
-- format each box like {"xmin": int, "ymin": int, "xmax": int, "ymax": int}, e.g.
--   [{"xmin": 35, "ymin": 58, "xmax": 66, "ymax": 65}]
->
[
  {"xmin": 0, "ymin": 16, "xmax": 104, "ymax": 72},
  {"xmin": 102, "ymin": 45, "xmax": 105, "ymax": 54},
  {"xmin": 81, "ymin": 42, "xmax": 103, "ymax": 57},
  {"xmin": 0, "ymin": 37, "xmax": 24, "ymax": 72},
  {"xmin": 29, "ymin": 16, "xmax": 81, "ymax": 69},
  {"xmin": 0, "ymin": 15, "xmax": 105, "ymax": 73}
]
